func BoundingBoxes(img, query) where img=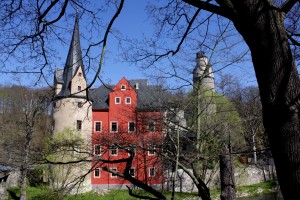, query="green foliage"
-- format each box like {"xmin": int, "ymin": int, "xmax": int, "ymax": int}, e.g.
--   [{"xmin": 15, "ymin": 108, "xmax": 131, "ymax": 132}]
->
[{"xmin": 45, "ymin": 128, "xmax": 84, "ymax": 162}]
